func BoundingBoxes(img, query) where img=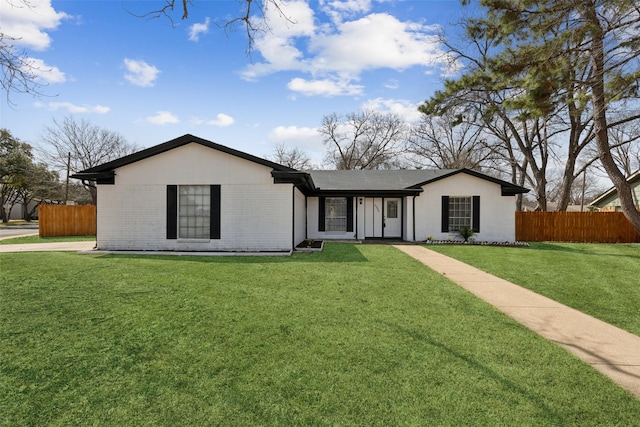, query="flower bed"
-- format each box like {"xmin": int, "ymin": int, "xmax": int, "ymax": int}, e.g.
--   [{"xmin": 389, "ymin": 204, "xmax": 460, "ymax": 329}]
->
[
  {"xmin": 295, "ymin": 239, "xmax": 324, "ymax": 252},
  {"xmin": 423, "ymin": 239, "xmax": 529, "ymax": 247}
]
